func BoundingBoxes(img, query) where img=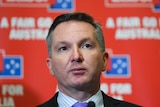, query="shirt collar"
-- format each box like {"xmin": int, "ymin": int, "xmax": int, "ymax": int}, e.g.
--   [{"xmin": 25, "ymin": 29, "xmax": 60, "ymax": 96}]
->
[{"xmin": 57, "ymin": 90, "xmax": 104, "ymax": 107}]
